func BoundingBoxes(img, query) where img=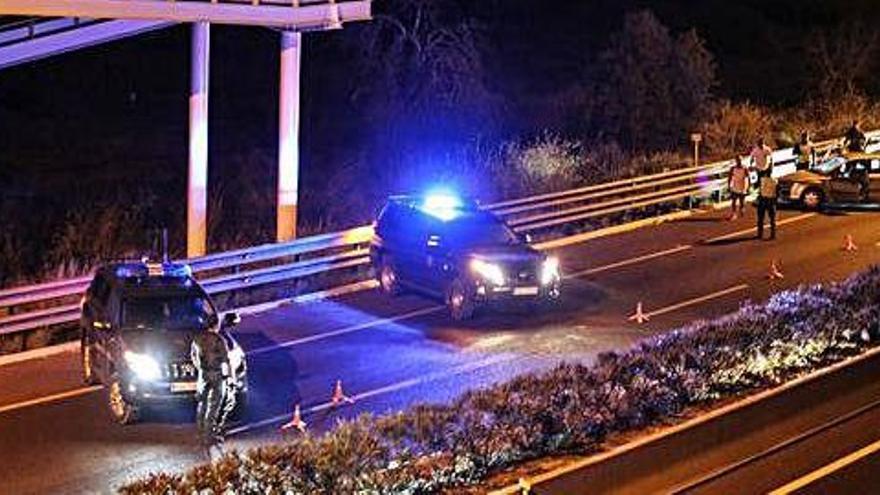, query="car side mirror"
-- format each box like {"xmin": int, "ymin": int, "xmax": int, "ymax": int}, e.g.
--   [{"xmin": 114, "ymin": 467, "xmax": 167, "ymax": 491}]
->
[{"xmin": 222, "ymin": 312, "xmax": 241, "ymax": 328}]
